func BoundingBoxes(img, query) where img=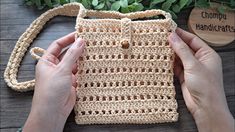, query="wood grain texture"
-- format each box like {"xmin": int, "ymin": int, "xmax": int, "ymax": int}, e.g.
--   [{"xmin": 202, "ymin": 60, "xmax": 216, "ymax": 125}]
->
[
  {"xmin": 188, "ymin": 3, "xmax": 235, "ymax": 46},
  {"xmin": 0, "ymin": 0, "xmax": 234, "ymax": 131}
]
